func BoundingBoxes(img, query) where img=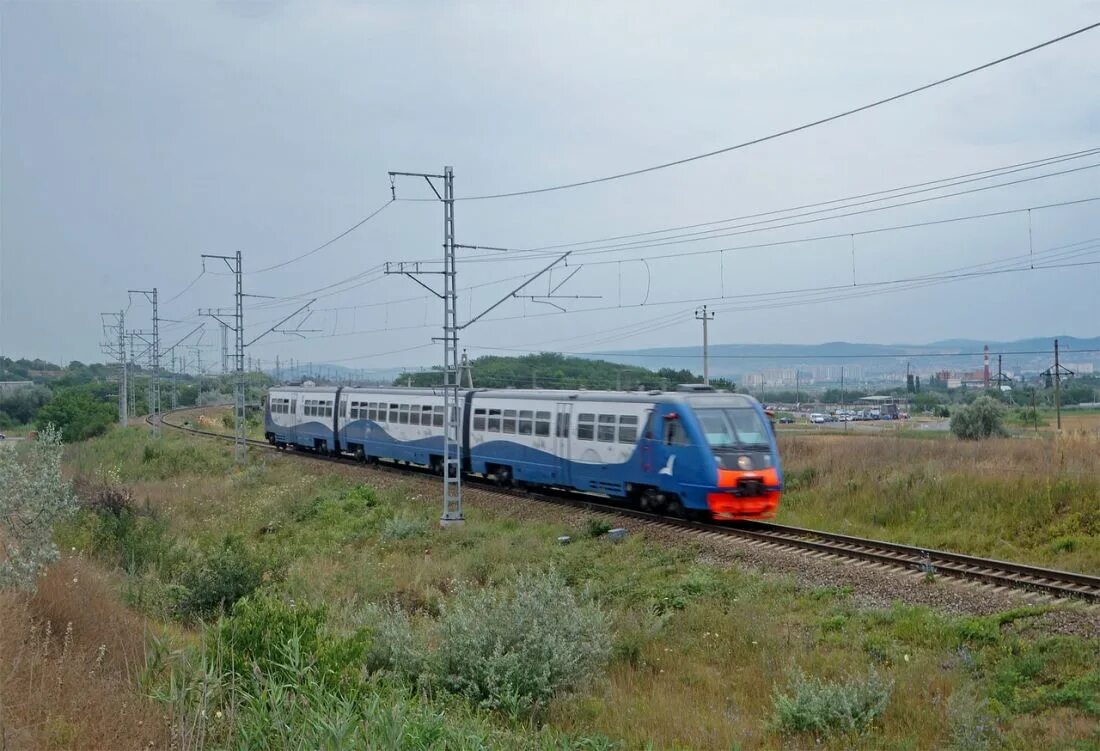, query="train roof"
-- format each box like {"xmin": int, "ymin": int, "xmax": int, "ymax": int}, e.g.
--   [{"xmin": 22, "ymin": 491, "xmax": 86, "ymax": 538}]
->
[{"xmin": 267, "ymin": 385, "xmax": 761, "ymax": 408}]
